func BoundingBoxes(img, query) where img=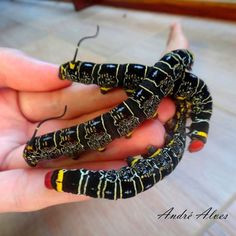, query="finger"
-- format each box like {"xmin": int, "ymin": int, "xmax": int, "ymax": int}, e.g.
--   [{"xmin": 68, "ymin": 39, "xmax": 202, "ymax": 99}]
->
[
  {"xmin": 19, "ymin": 84, "xmax": 127, "ymax": 121},
  {"xmin": 19, "ymin": 83, "xmax": 175, "ymax": 123},
  {"xmin": 0, "ymin": 48, "xmax": 70, "ymax": 91},
  {"xmin": 157, "ymin": 97, "xmax": 176, "ymax": 123},
  {"xmin": 0, "ymin": 160, "xmax": 124, "ymax": 212}
]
